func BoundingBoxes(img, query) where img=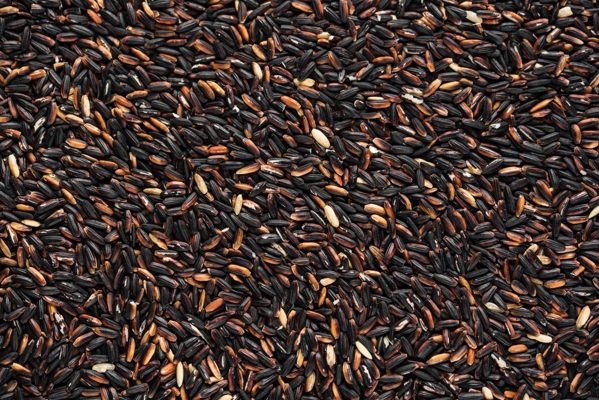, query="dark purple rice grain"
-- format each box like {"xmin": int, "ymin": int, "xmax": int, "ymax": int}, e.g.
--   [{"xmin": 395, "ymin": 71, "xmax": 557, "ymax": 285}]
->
[{"xmin": 0, "ymin": 0, "xmax": 598, "ymax": 399}]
